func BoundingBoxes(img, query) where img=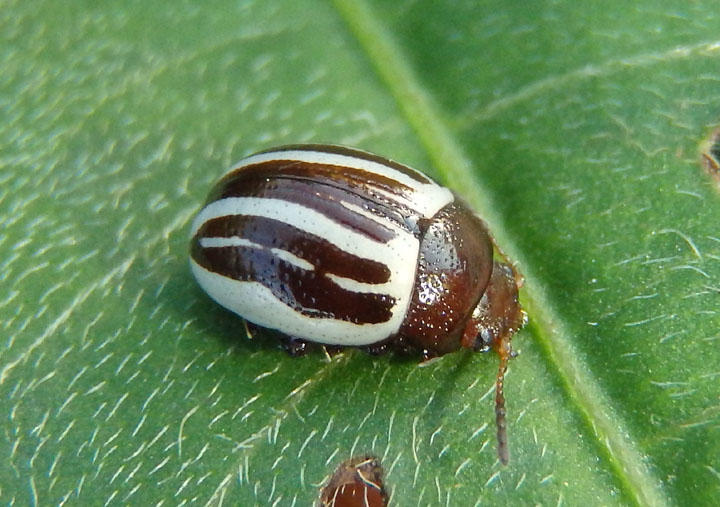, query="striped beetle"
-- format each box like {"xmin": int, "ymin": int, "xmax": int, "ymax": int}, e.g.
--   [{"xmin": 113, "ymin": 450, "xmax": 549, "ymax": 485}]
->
[{"xmin": 190, "ymin": 144, "xmax": 526, "ymax": 464}]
